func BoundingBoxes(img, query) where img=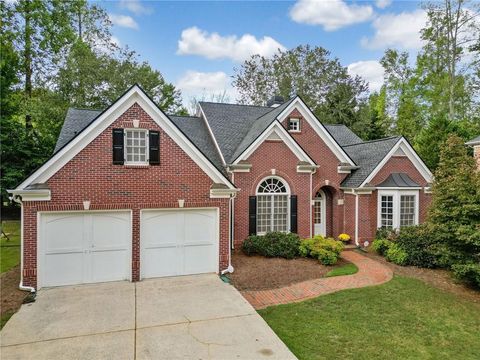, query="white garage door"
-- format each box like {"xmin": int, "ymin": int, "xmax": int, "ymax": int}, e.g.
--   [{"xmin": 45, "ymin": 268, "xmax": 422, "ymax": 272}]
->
[
  {"xmin": 39, "ymin": 211, "xmax": 131, "ymax": 288},
  {"xmin": 141, "ymin": 209, "xmax": 218, "ymax": 279}
]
